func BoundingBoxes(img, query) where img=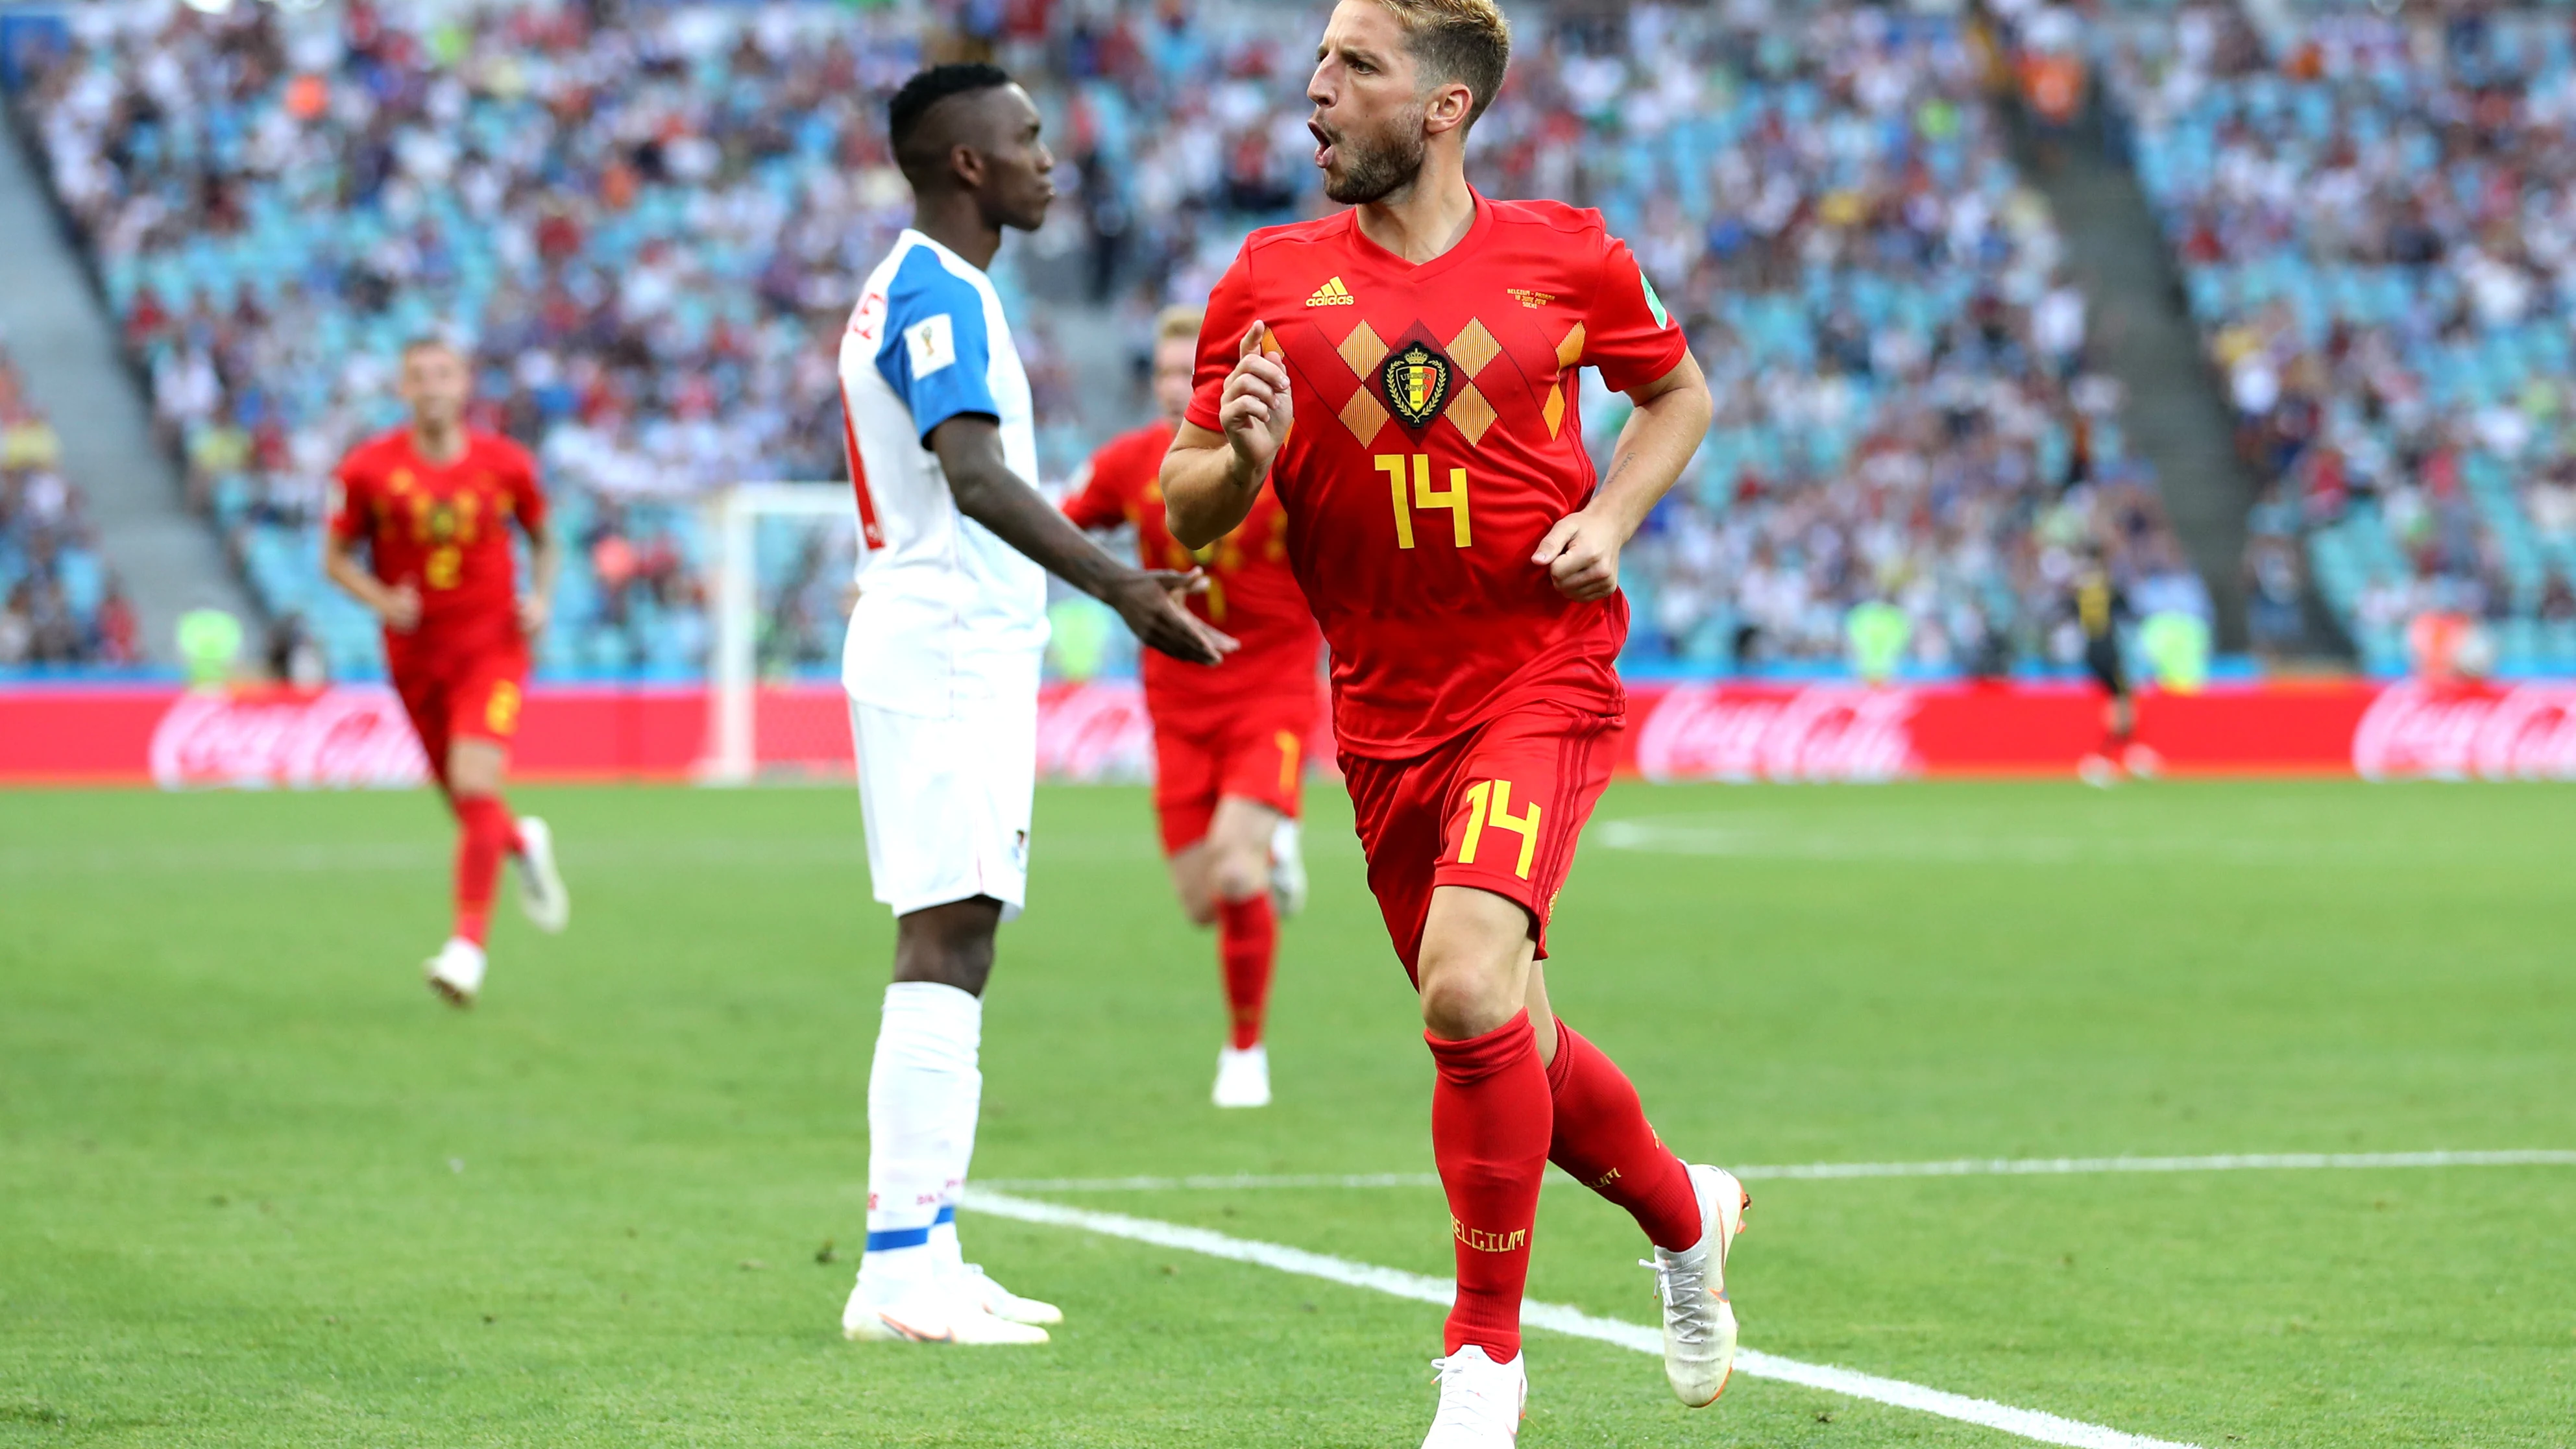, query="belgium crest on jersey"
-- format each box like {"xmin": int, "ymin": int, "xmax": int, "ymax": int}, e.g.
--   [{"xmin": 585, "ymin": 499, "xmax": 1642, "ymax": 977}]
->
[{"xmin": 1380, "ymin": 341, "xmax": 1453, "ymax": 429}]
